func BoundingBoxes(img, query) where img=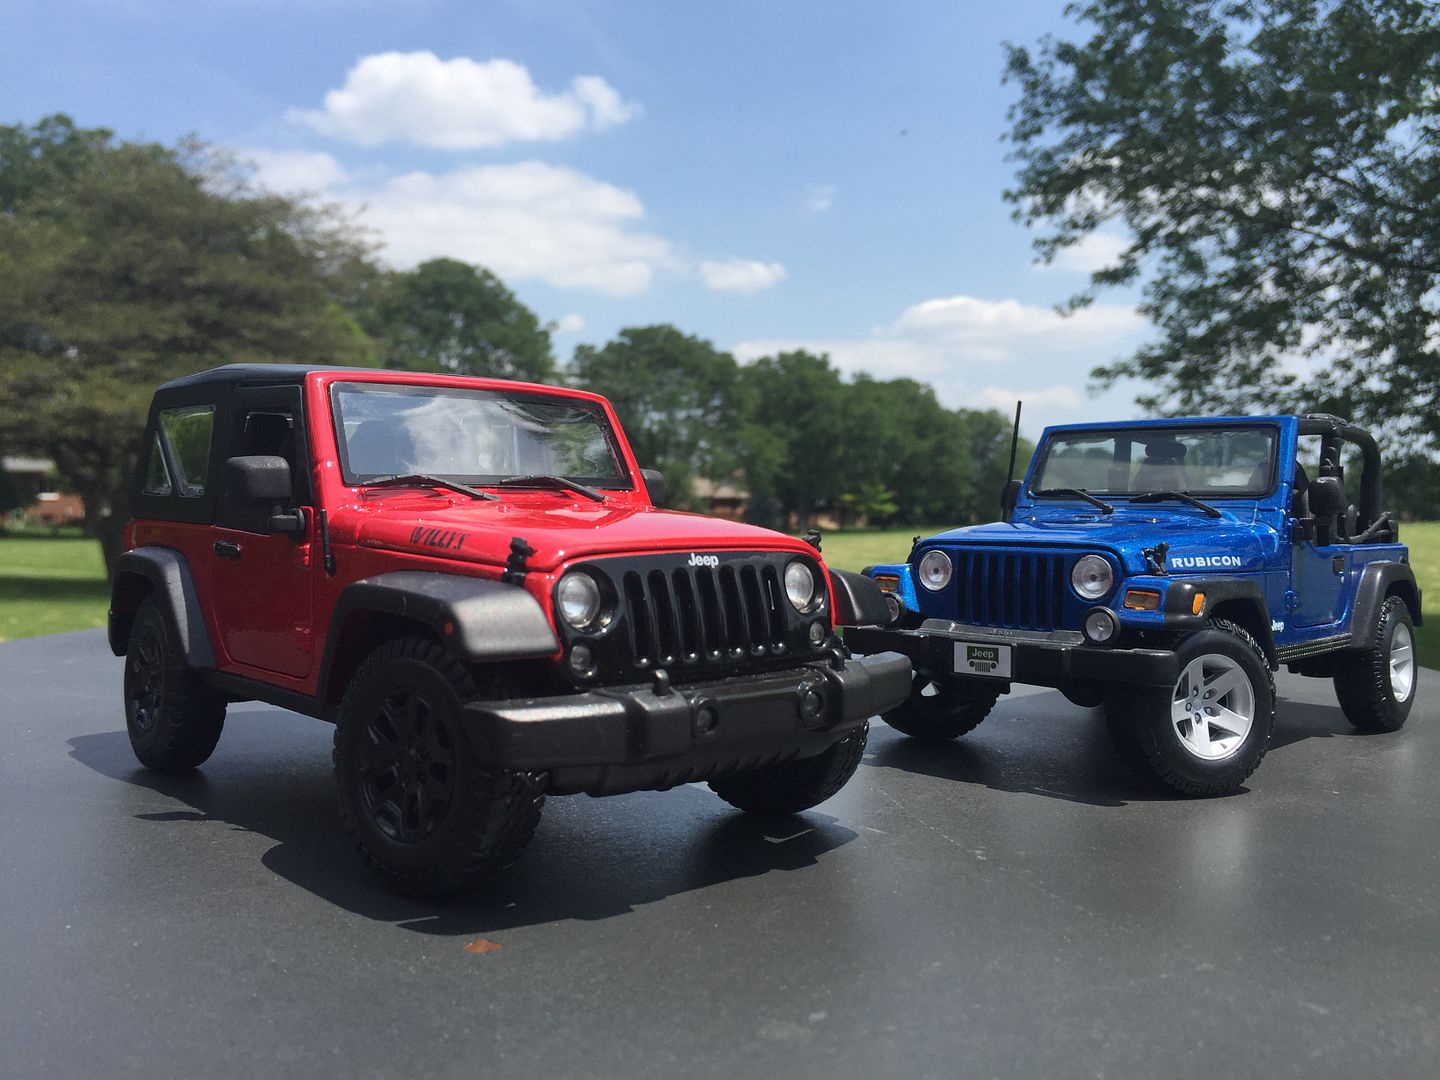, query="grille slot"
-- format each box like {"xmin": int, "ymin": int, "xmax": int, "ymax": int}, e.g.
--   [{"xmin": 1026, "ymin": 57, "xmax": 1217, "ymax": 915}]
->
[
  {"xmin": 622, "ymin": 561, "xmax": 788, "ymax": 669},
  {"xmin": 952, "ymin": 550, "xmax": 1068, "ymax": 631}
]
